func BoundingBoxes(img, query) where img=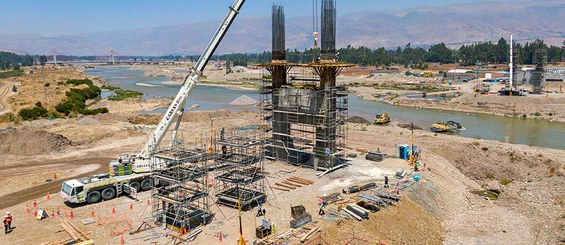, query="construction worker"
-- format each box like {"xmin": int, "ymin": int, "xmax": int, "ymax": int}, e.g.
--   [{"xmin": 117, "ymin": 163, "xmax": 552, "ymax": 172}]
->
[
  {"xmin": 4, "ymin": 212, "xmax": 11, "ymax": 234},
  {"xmin": 318, "ymin": 200, "xmax": 327, "ymax": 215},
  {"xmin": 256, "ymin": 201, "xmax": 264, "ymax": 217},
  {"xmin": 179, "ymin": 218, "xmax": 187, "ymax": 235},
  {"xmin": 384, "ymin": 175, "xmax": 389, "ymax": 188},
  {"xmin": 335, "ymin": 52, "xmax": 341, "ymax": 62},
  {"xmin": 5, "ymin": 212, "xmax": 11, "ymax": 230}
]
